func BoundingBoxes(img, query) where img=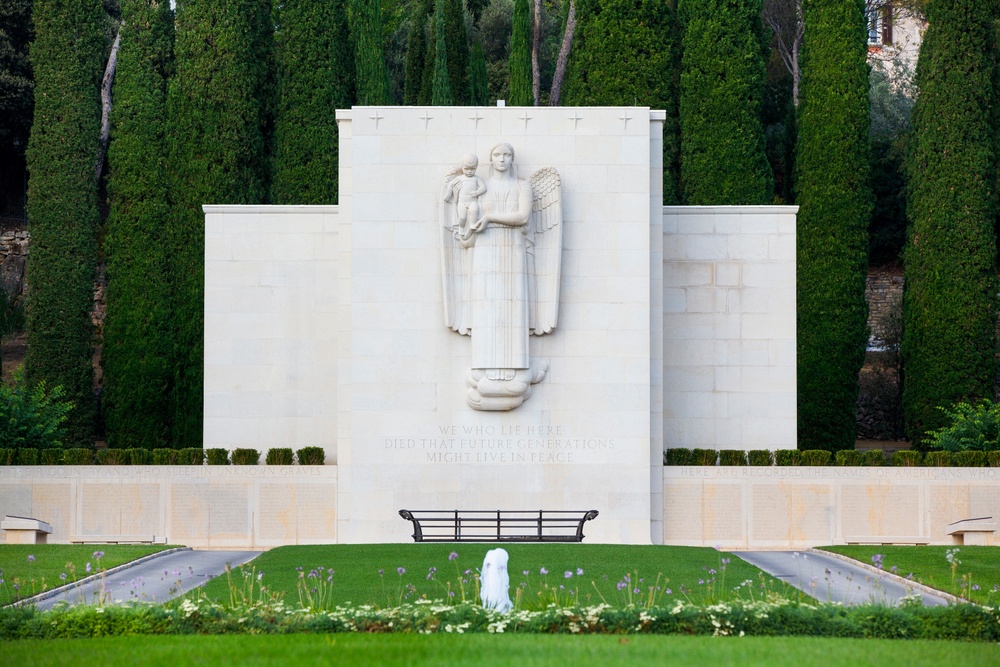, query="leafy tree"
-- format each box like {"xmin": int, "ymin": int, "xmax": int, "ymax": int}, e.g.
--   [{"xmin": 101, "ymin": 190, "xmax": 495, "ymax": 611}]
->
[
  {"xmin": 24, "ymin": 0, "xmax": 105, "ymax": 447},
  {"xmin": 102, "ymin": 0, "xmax": 175, "ymax": 450},
  {"xmin": 564, "ymin": 0, "xmax": 680, "ymax": 203},
  {"xmin": 679, "ymin": 0, "xmax": 772, "ymax": 205},
  {"xmin": 0, "ymin": 0, "xmax": 33, "ymax": 220},
  {"xmin": 271, "ymin": 0, "xmax": 353, "ymax": 204},
  {"xmin": 165, "ymin": 0, "xmax": 274, "ymax": 448},
  {"xmin": 795, "ymin": 0, "xmax": 873, "ymax": 451},
  {"xmin": 432, "ymin": 0, "xmax": 453, "ymax": 104},
  {"xmin": 902, "ymin": 0, "xmax": 998, "ymax": 448},
  {"xmin": 508, "ymin": 0, "xmax": 532, "ymax": 104},
  {"xmin": 0, "ymin": 367, "xmax": 74, "ymax": 449},
  {"xmin": 352, "ymin": 0, "xmax": 392, "ymax": 104}
]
